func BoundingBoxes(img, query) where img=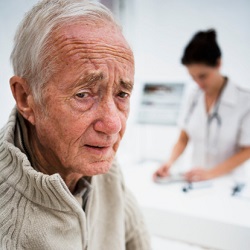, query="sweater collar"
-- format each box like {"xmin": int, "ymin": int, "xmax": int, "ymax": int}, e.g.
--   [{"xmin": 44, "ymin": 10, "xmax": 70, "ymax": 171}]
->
[
  {"xmin": 16, "ymin": 112, "xmax": 92, "ymax": 198},
  {"xmin": 15, "ymin": 112, "xmax": 39, "ymax": 171},
  {"xmin": 0, "ymin": 107, "xmax": 91, "ymax": 211}
]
